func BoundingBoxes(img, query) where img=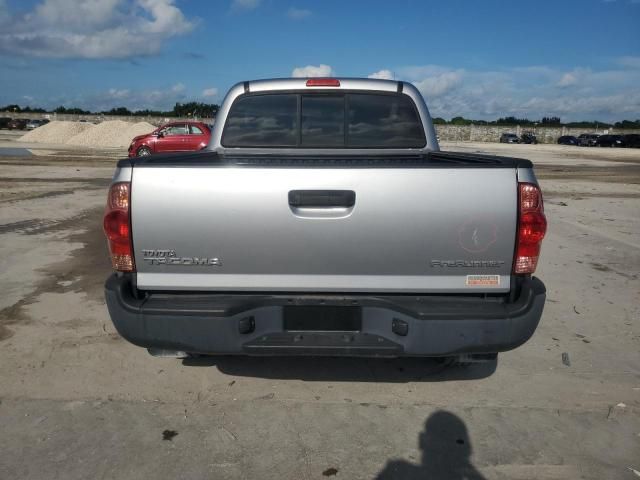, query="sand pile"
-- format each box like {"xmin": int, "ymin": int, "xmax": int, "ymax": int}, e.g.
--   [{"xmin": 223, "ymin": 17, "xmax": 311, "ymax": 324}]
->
[
  {"xmin": 66, "ymin": 120, "xmax": 156, "ymax": 148},
  {"xmin": 18, "ymin": 120, "xmax": 158, "ymax": 148},
  {"xmin": 18, "ymin": 121, "xmax": 94, "ymax": 144},
  {"xmin": 65, "ymin": 120, "xmax": 129, "ymax": 147},
  {"xmin": 113, "ymin": 121, "xmax": 156, "ymax": 146}
]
